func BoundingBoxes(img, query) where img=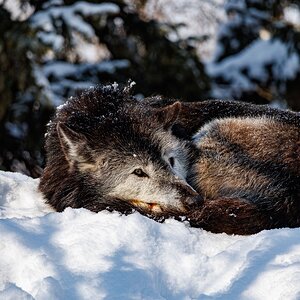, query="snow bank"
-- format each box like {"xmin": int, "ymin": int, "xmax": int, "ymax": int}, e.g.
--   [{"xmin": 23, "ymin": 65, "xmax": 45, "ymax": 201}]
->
[
  {"xmin": 1, "ymin": 171, "xmax": 300, "ymax": 299},
  {"xmin": 0, "ymin": 171, "xmax": 53, "ymax": 219}
]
